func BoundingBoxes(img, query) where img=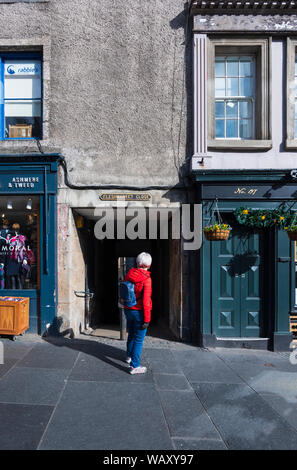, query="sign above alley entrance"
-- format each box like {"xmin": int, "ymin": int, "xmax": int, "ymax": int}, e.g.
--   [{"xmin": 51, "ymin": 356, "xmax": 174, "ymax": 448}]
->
[{"xmin": 99, "ymin": 193, "xmax": 152, "ymax": 202}]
